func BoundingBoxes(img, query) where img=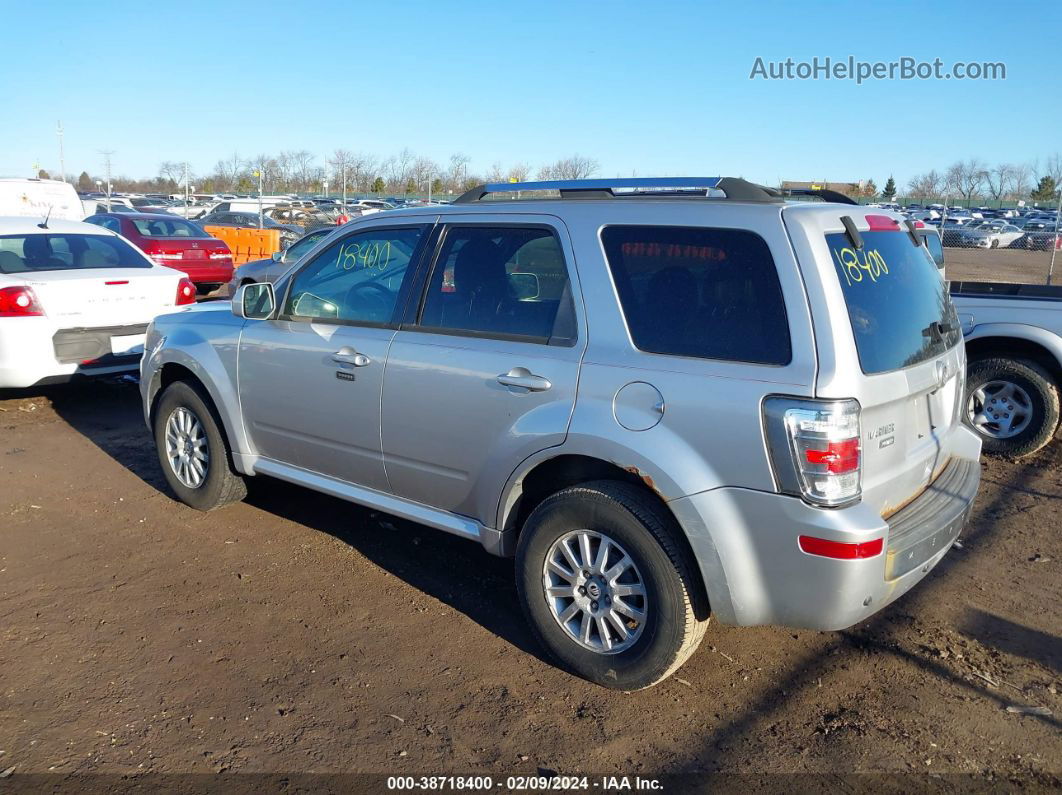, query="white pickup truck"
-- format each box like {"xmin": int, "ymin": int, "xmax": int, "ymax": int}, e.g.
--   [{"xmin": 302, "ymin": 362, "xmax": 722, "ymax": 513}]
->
[{"xmin": 951, "ymin": 281, "xmax": 1062, "ymax": 456}]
